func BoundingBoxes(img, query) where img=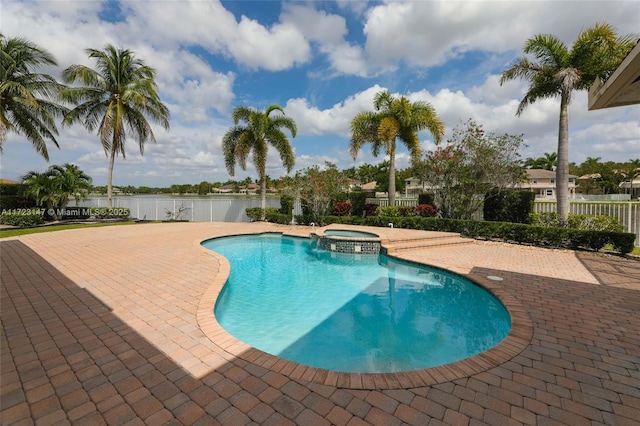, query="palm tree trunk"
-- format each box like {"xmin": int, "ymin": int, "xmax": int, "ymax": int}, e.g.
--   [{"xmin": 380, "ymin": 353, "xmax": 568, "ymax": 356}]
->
[
  {"xmin": 556, "ymin": 94, "xmax": 570, "ymax": 224},
  {"xmin": 260, "ymin": 176, "xmax": 267, "ymax": 221},
  {"xmin": 388, "ymin": 147, "xmax": 396, "ymax": 206},
  {"xmin": 107, "ymin": 147, "xmax": 116, "ymax": 208}
]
